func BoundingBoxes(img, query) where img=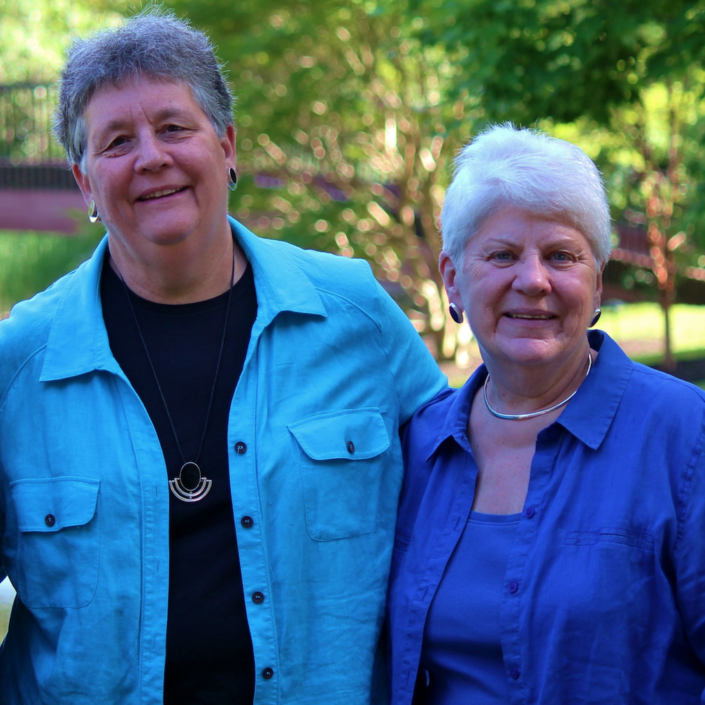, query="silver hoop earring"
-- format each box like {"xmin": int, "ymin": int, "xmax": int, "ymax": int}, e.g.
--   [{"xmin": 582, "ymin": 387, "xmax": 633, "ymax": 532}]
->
[
  {"xmin": 590, "ymin": 308, "xmax": 601, "ymax": 327},
  {"xmin": 449, "ymin": 303, "xmax": 464, "ymax": 324},
  {"xmin": 227, "ymin": 167, "xmax": 238, "ymax": 192}
]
